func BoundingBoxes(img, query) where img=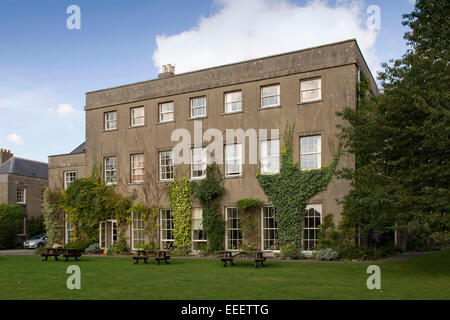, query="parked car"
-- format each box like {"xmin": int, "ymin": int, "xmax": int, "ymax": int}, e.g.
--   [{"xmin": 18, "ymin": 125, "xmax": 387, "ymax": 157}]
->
[{"xmin": 23, "ymin": 234, "xmax": 48, "ymax": 249}]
